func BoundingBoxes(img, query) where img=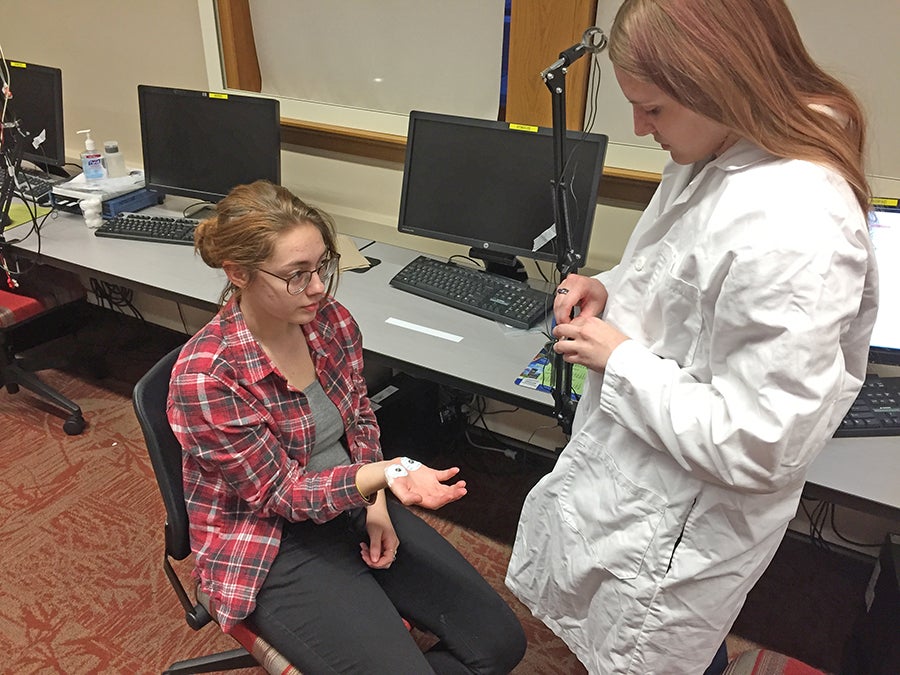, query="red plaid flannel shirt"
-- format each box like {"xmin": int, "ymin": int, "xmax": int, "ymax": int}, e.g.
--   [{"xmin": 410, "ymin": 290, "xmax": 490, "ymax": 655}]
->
[{"xmin": 167, "ymin": 296, "xmax": 381, "ymax": 632}]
